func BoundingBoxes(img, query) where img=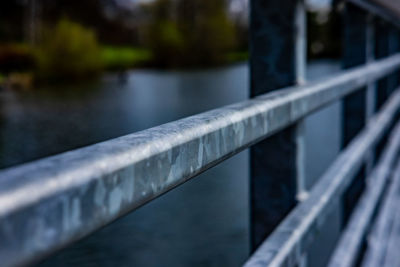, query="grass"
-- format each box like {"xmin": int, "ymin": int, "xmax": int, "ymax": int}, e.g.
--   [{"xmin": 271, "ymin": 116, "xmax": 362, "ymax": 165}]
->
[
  {"xmin": 226, "ymin": 51, "xmax": 249, "ymax": 63},
  {"xmin": 101, "ymin": 46, "xmax": 153, "ymax": 70},
  {"xmin": 2, "ymin": 42, "xmax": 247, "ymax": 76},
  {"xmin": 100, "ymin": 47, "xmax": 248, "ymax": 70}
]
